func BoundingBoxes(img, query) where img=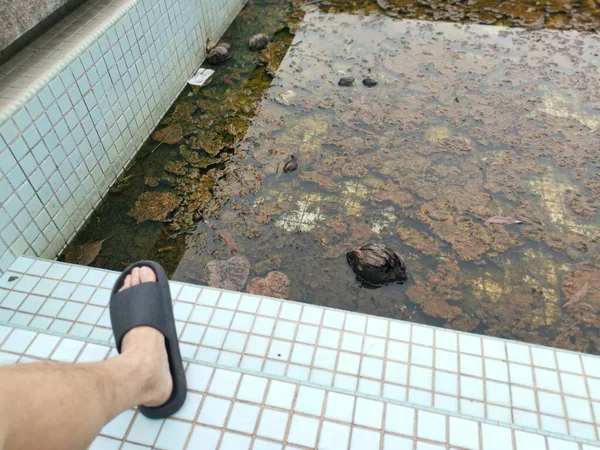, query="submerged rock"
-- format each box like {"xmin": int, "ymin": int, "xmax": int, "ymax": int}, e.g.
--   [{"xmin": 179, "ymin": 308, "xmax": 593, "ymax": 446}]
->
[
  {"xmin": 346, "ymin": 243, "xmax": 407, "ymax": 286},
  {"xmin": 283, "ymin": 155, "xmax": 298, "ymax": 173},
  {"xmin": 205, "ymin": 255, "xmax": 250, "ymax": 291},
  {"xmin": 249, "ymin": 33, "xmax": 270, "ymax": 51},
  {"xmin": 247, "ymin": 271, "xmax": 290, "ymax": 299},
  {"xmin": 362, "ymin": 77, "xmax": 378, "ymax": 87},
  {"xmin": 338, "ymin": 77, "xmax": 355, "ymax": 87},
  {"xmin": 206, "ymin": 39, "xmax": 232, "ymax": 64}
]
